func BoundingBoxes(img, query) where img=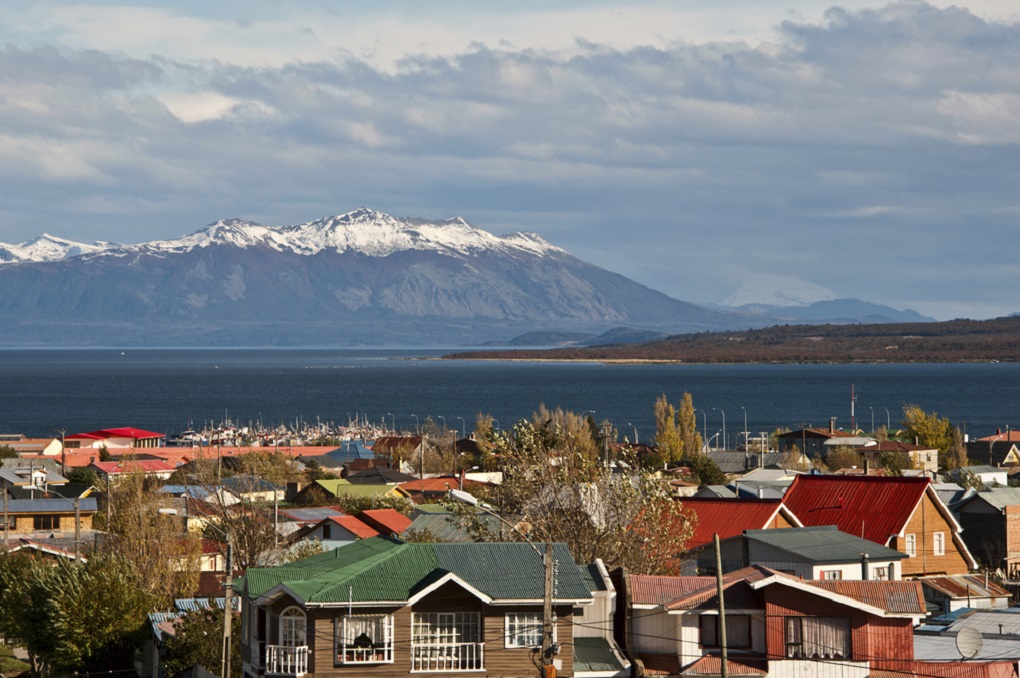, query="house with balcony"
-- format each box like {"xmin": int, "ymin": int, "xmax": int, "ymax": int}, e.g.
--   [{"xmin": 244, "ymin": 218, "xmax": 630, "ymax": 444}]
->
[
  {"xmin": 624, "ymin": 565, "xmax": 928, "ymax": 677},
  {"xmin": 238, "ymin": 535, "xmax": 629, "ymax": 677}
]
